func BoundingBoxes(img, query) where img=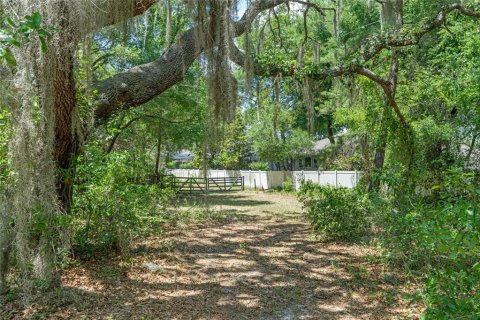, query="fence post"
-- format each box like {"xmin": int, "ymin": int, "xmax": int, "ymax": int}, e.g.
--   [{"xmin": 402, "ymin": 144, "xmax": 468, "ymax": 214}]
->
[
  {"xmin": 242, "ymin": 176, "xmax": 245, "ymax": 191},
  {"xmin": 354, "ymin": 170, "xmax": 358, "ymax": 187},
  {"xmin": 335, "ymin": 170, "xmax": 338, "ymax": 188}
]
